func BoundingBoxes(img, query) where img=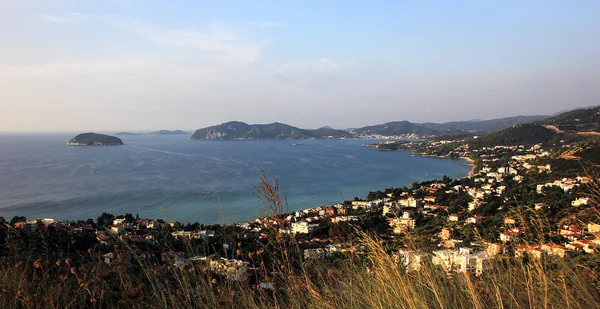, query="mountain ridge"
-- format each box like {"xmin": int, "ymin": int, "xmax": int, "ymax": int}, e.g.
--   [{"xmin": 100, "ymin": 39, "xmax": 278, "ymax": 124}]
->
[
  {"xmin": 417, "ymin": 115, "xmax": 549, "ymax": 135},
  {"xmin": 466, "ymin": 106, "xmax": 600, "ymax": 147},
  {"xmin": 189, "ymin": 114, "xmax": 556, "ymax": 140},
  {"xmin": 190, "ymin": 121, "xmax": 353, "ymax": 140}
]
